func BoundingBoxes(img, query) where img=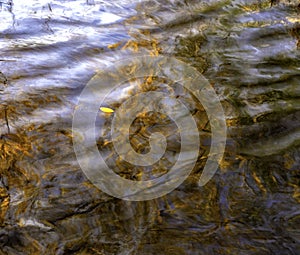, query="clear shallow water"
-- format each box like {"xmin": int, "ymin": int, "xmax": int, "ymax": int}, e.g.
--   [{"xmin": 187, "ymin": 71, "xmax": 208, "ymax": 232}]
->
[{"xmin": 0, "ymin": 0, "xmax": 300, "ymax": 254}]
